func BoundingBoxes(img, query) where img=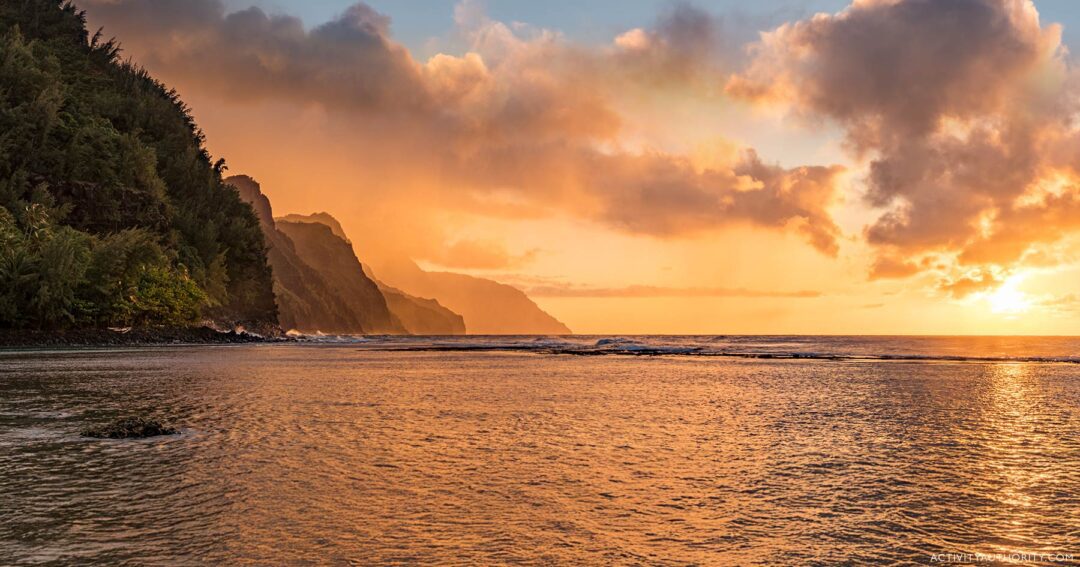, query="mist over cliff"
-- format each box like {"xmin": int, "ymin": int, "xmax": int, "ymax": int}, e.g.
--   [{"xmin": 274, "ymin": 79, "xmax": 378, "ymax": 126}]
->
[
  {"xmin": 230, "ymin": 175, "xmax": 405, "ymax": 334},
  {"xmin": 373, "ymin": 259, "xmax": 572, "ymax": 335},
  {"xmin": 376, "ymin": 283, "xmax": 466, "ymax": 335},
  {"xmin": 280, "ymin": 213, "xmax": 569, "ymax": 335},
  {"xmin": 280, "ymin": 213, "xmax": 467, "ymax": 335},
  {"xmin": 0, "ymin": 1, "xmax": 567, "ymax": 337},
  {"xmin": 275, "ymin": 220, "xmax": 402, "ymax": 333}
]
